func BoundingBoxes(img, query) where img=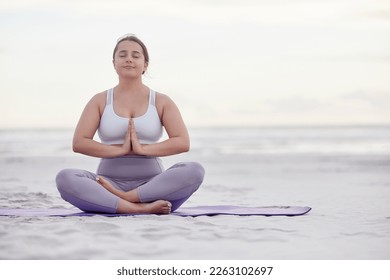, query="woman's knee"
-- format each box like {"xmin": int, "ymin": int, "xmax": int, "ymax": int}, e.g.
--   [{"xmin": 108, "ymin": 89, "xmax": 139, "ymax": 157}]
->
[
  {"xmin": 56, "ymin": 168, "xmax": 91, "ymax": 195},
  {"xmin": 191, "ymin": 162, "xmax": 205, "ymax": 182},
  {"xmin": 55, "ymin": 169, "xmax": 74, "ymax": 194},
  {"xmin": 179, "ymin": 162, "xmax": 205, "ymax": 185}
]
